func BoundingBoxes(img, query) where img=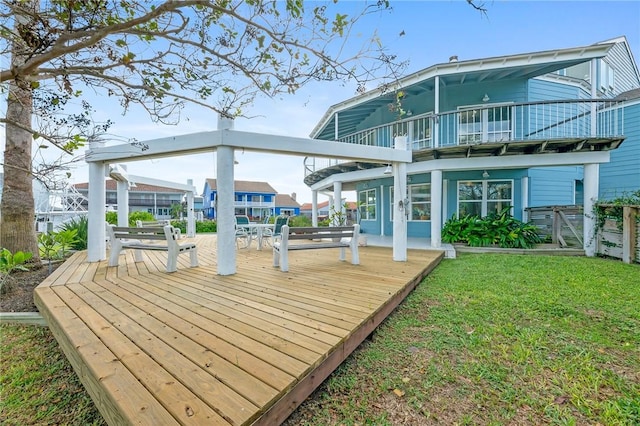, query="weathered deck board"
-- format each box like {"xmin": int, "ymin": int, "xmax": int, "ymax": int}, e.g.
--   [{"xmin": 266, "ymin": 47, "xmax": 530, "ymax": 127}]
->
[{"xmin": 35, "ymin": 234, "xmax": 444, "ymax": 425}]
